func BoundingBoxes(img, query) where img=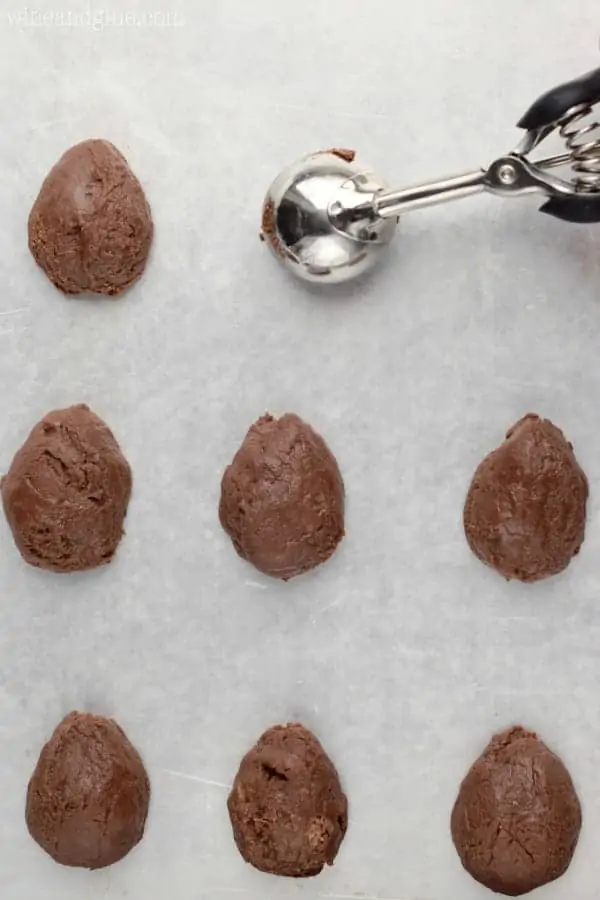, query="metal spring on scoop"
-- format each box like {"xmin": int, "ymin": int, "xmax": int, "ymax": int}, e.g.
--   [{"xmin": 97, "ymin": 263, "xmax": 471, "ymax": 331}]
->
[{"xmin": 560, "ymin": 105, "xmax": 600, "ymax": 191}]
